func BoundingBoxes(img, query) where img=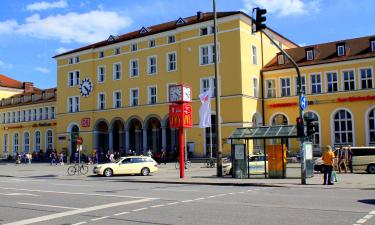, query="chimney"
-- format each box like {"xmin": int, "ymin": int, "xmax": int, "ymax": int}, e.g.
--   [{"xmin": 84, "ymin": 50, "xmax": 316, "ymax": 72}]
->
[
  {"xmin": 23, "ymin": 82, "xmax": 34, "ymax": 93},
  {"xmin": 197, "ymin": 11, "xmax": 203, "ymax": 20}
]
